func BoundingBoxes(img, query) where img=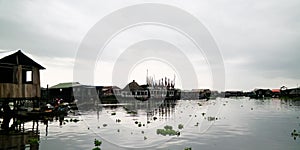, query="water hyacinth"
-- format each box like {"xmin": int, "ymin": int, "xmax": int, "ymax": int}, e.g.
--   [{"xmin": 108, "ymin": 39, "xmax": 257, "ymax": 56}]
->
[
  {"xmin": 156, "ymin": 125, "xmax": 180, "ymax": 136},
  {"xmin": 178, "ymin": 124, "xmax": 184, "ymax": 130}
]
